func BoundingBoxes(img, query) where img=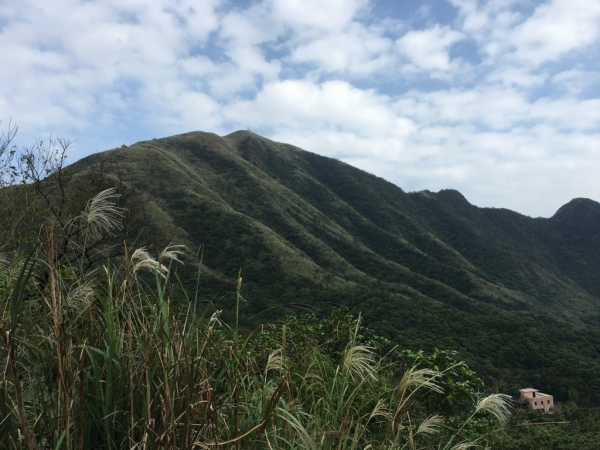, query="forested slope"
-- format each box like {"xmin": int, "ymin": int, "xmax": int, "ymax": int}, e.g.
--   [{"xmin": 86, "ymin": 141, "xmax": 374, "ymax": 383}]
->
[{"xmin": 68, "ymin": 130, "xmax": 600, "ymax": 402}]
